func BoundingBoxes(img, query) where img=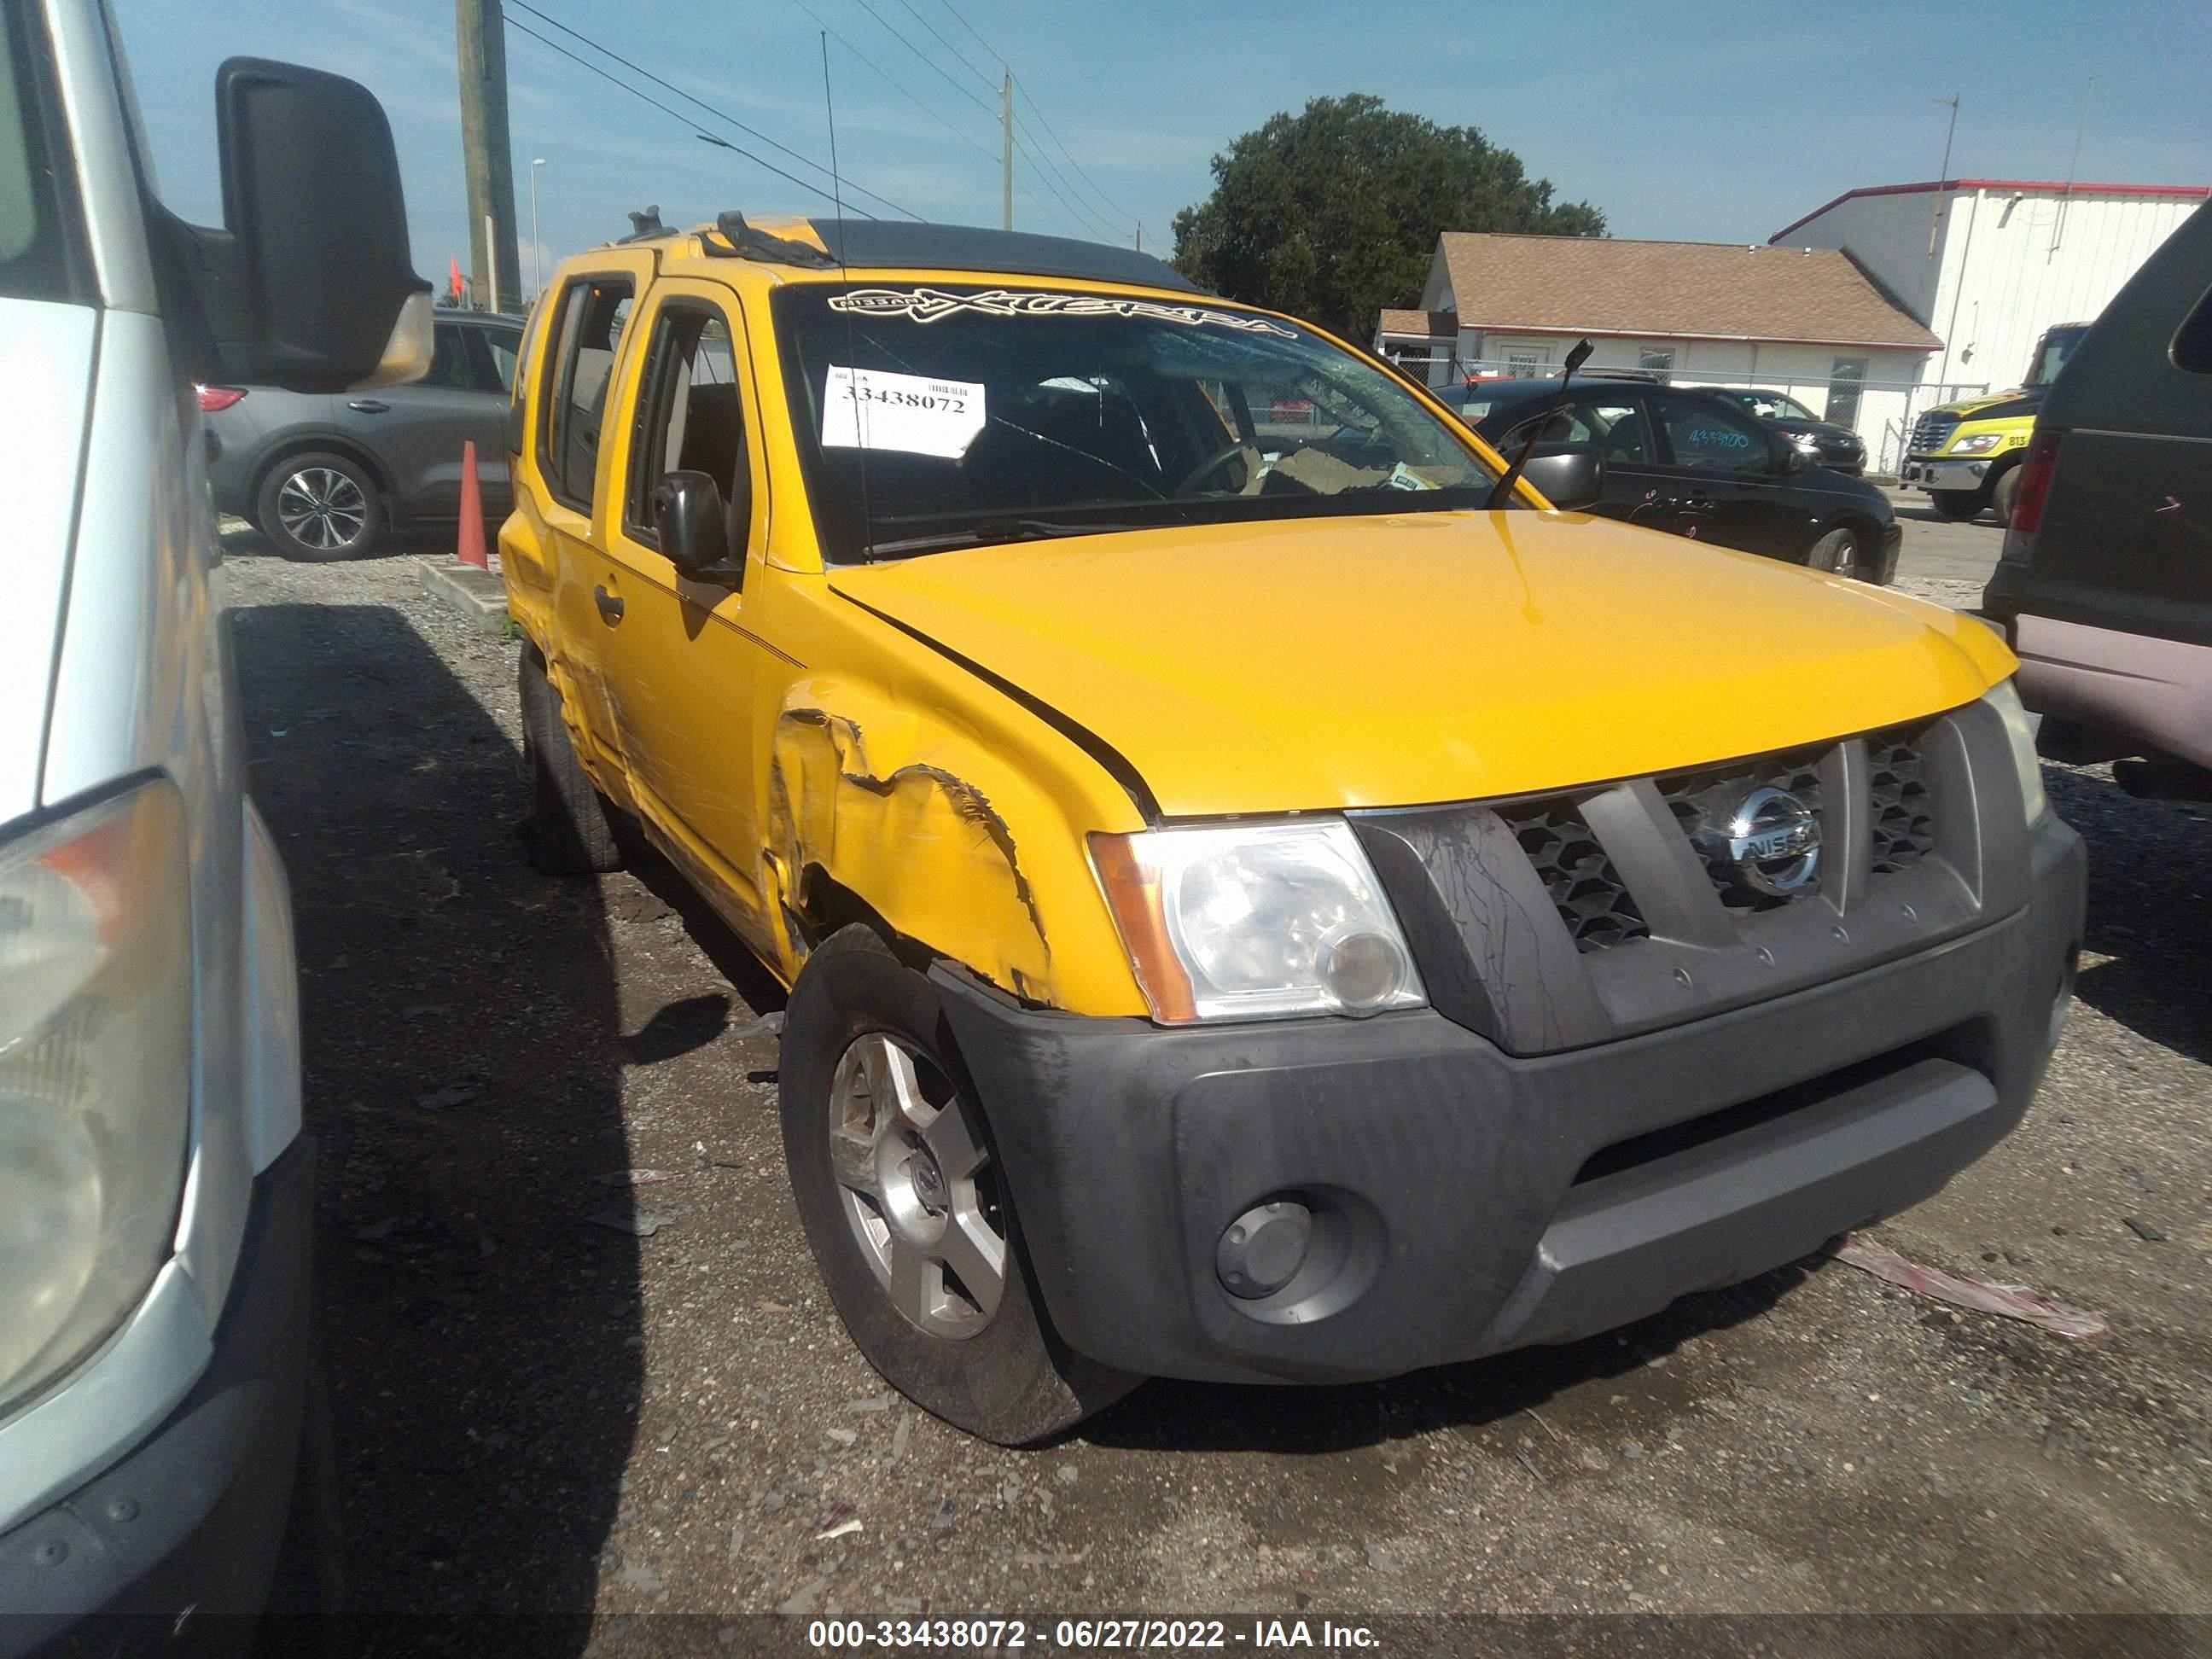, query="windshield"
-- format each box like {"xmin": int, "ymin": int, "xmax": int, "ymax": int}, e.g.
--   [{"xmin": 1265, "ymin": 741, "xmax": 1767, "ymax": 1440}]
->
[
  {"xmin": 2024, "ymin": 324, "xmax": 2089, "ymax": 389},
  {"xmin": 772, "ymin": 283, "xmax": 1499, "ymax": 562}
]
